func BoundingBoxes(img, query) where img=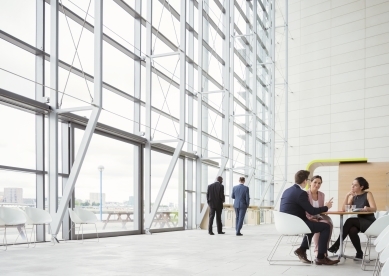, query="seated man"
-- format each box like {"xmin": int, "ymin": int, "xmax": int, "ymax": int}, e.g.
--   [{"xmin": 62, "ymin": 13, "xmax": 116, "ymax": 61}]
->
[{"xmin": 280, "ymin": 170, "xmax": 339, "ymax": 265}]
